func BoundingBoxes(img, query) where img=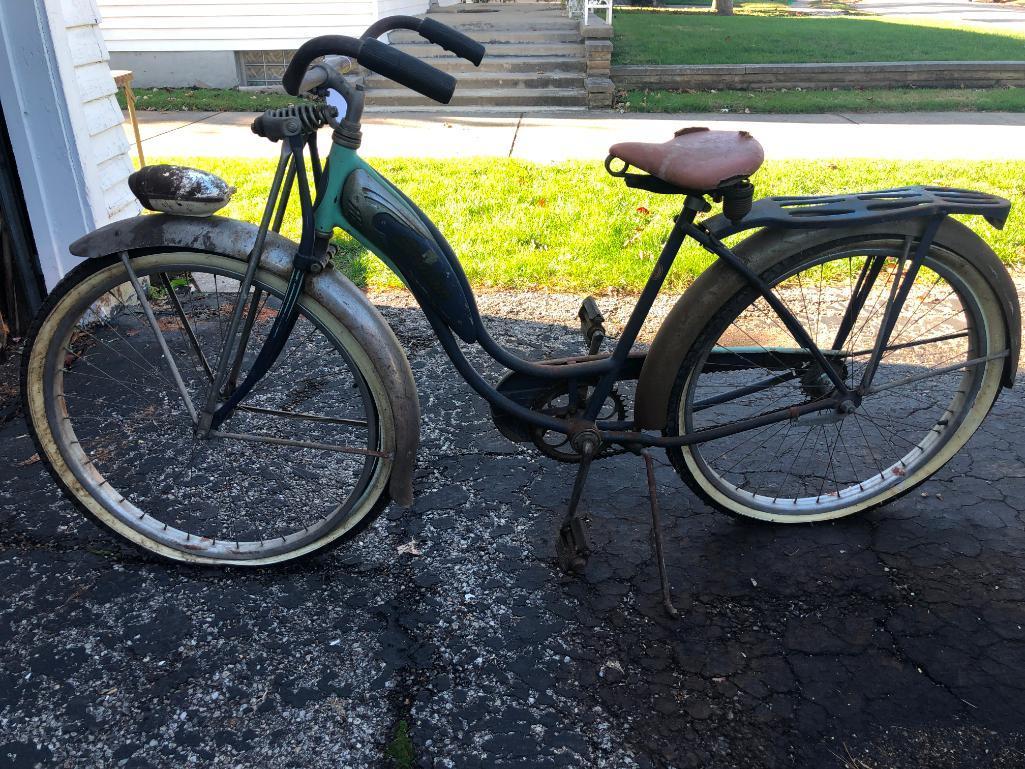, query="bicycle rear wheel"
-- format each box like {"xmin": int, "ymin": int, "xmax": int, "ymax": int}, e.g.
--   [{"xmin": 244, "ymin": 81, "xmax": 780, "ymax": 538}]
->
[
  {"xmin": 22, "ymin": 251, "xmax": 394, "ymax": 564},
  {"xmin": 666, "ymin": 229, "xmax": 1009, "ymax": 522}
]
